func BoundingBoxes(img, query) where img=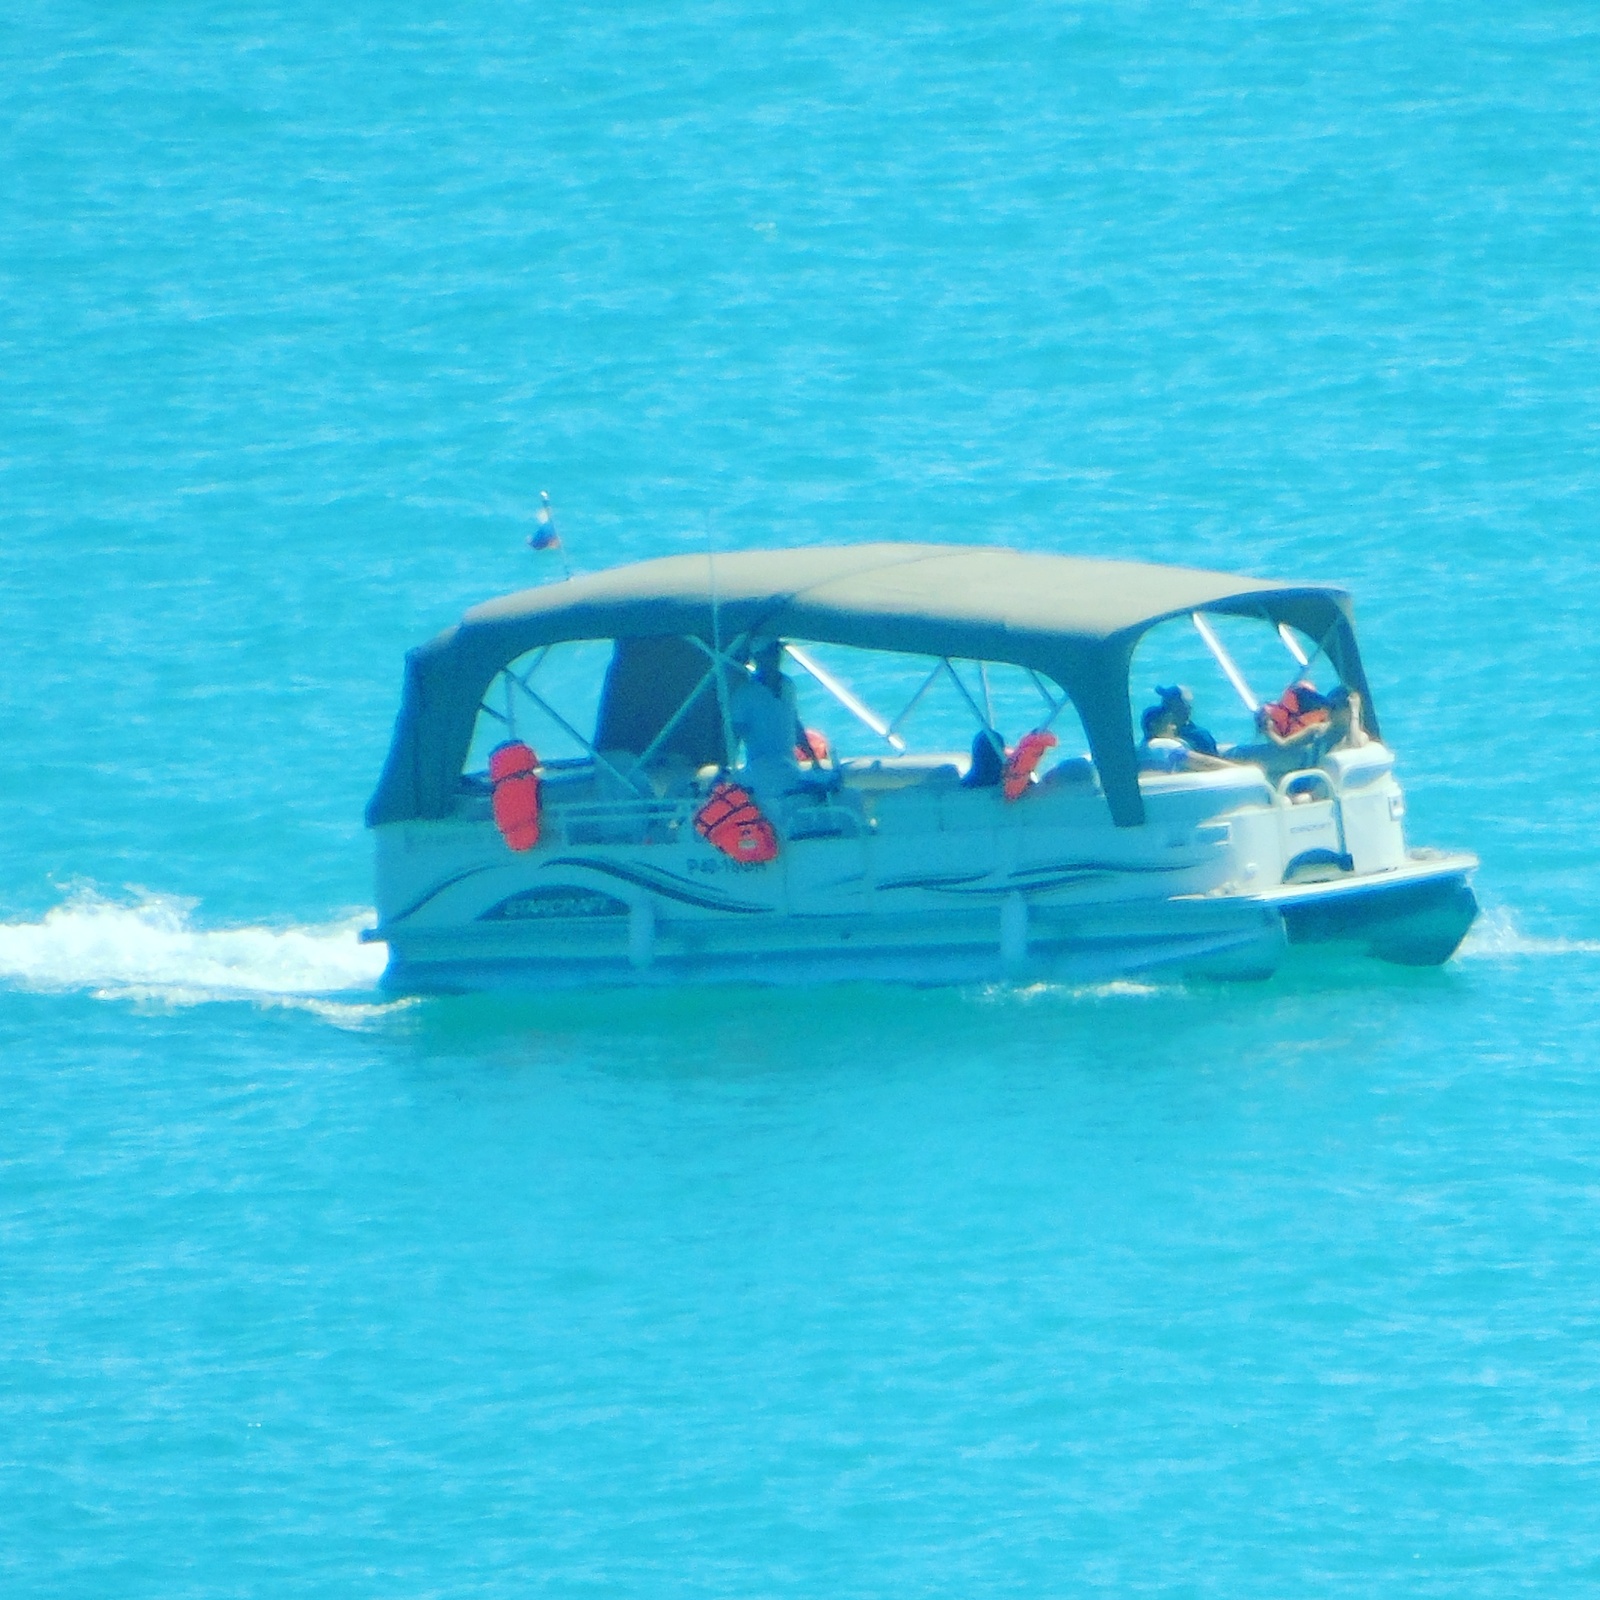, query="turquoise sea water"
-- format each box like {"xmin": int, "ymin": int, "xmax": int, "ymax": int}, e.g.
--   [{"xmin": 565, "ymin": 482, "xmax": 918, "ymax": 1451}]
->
[{"xmin": 5, "ymin": 3, "xmax": 1600, "ymax": 1593}]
